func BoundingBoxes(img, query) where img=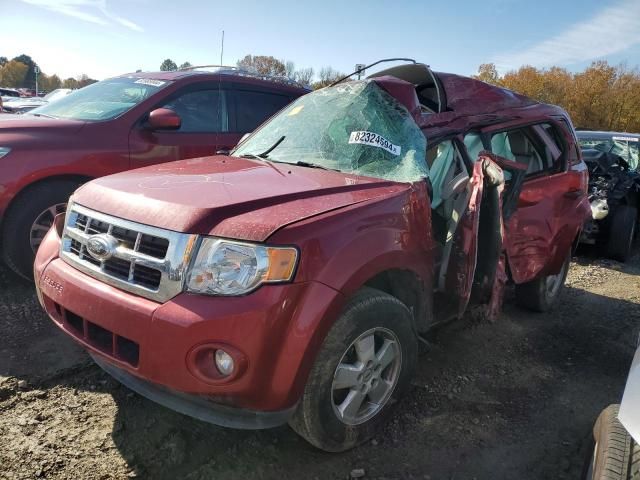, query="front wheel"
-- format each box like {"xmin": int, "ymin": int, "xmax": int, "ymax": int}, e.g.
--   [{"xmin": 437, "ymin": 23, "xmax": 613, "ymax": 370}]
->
[
  {"xmin": 515, "ymin": 253, "xmax": 570, "ymax": 312},
  {"xmin": 2, "ymin": 180, "xmax": 80, "ymax": 280},
  {"xmin": 606, "ymin": 205, "xmax": 637, "ymax": 262},
  {"xmin": 289, "ymin": 287, "xmax": 417, "ymax": 452}
]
